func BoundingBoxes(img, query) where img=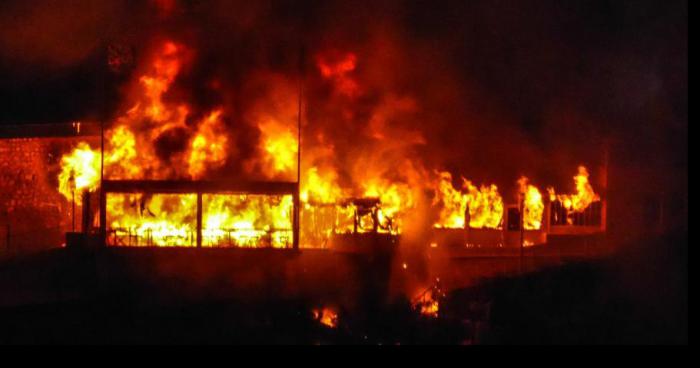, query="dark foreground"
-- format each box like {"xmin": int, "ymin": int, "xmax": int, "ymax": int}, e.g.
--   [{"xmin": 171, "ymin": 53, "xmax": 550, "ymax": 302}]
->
[{"xmin": 0, "ymin": 231, "xmax": 687, "ymax": 344}]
